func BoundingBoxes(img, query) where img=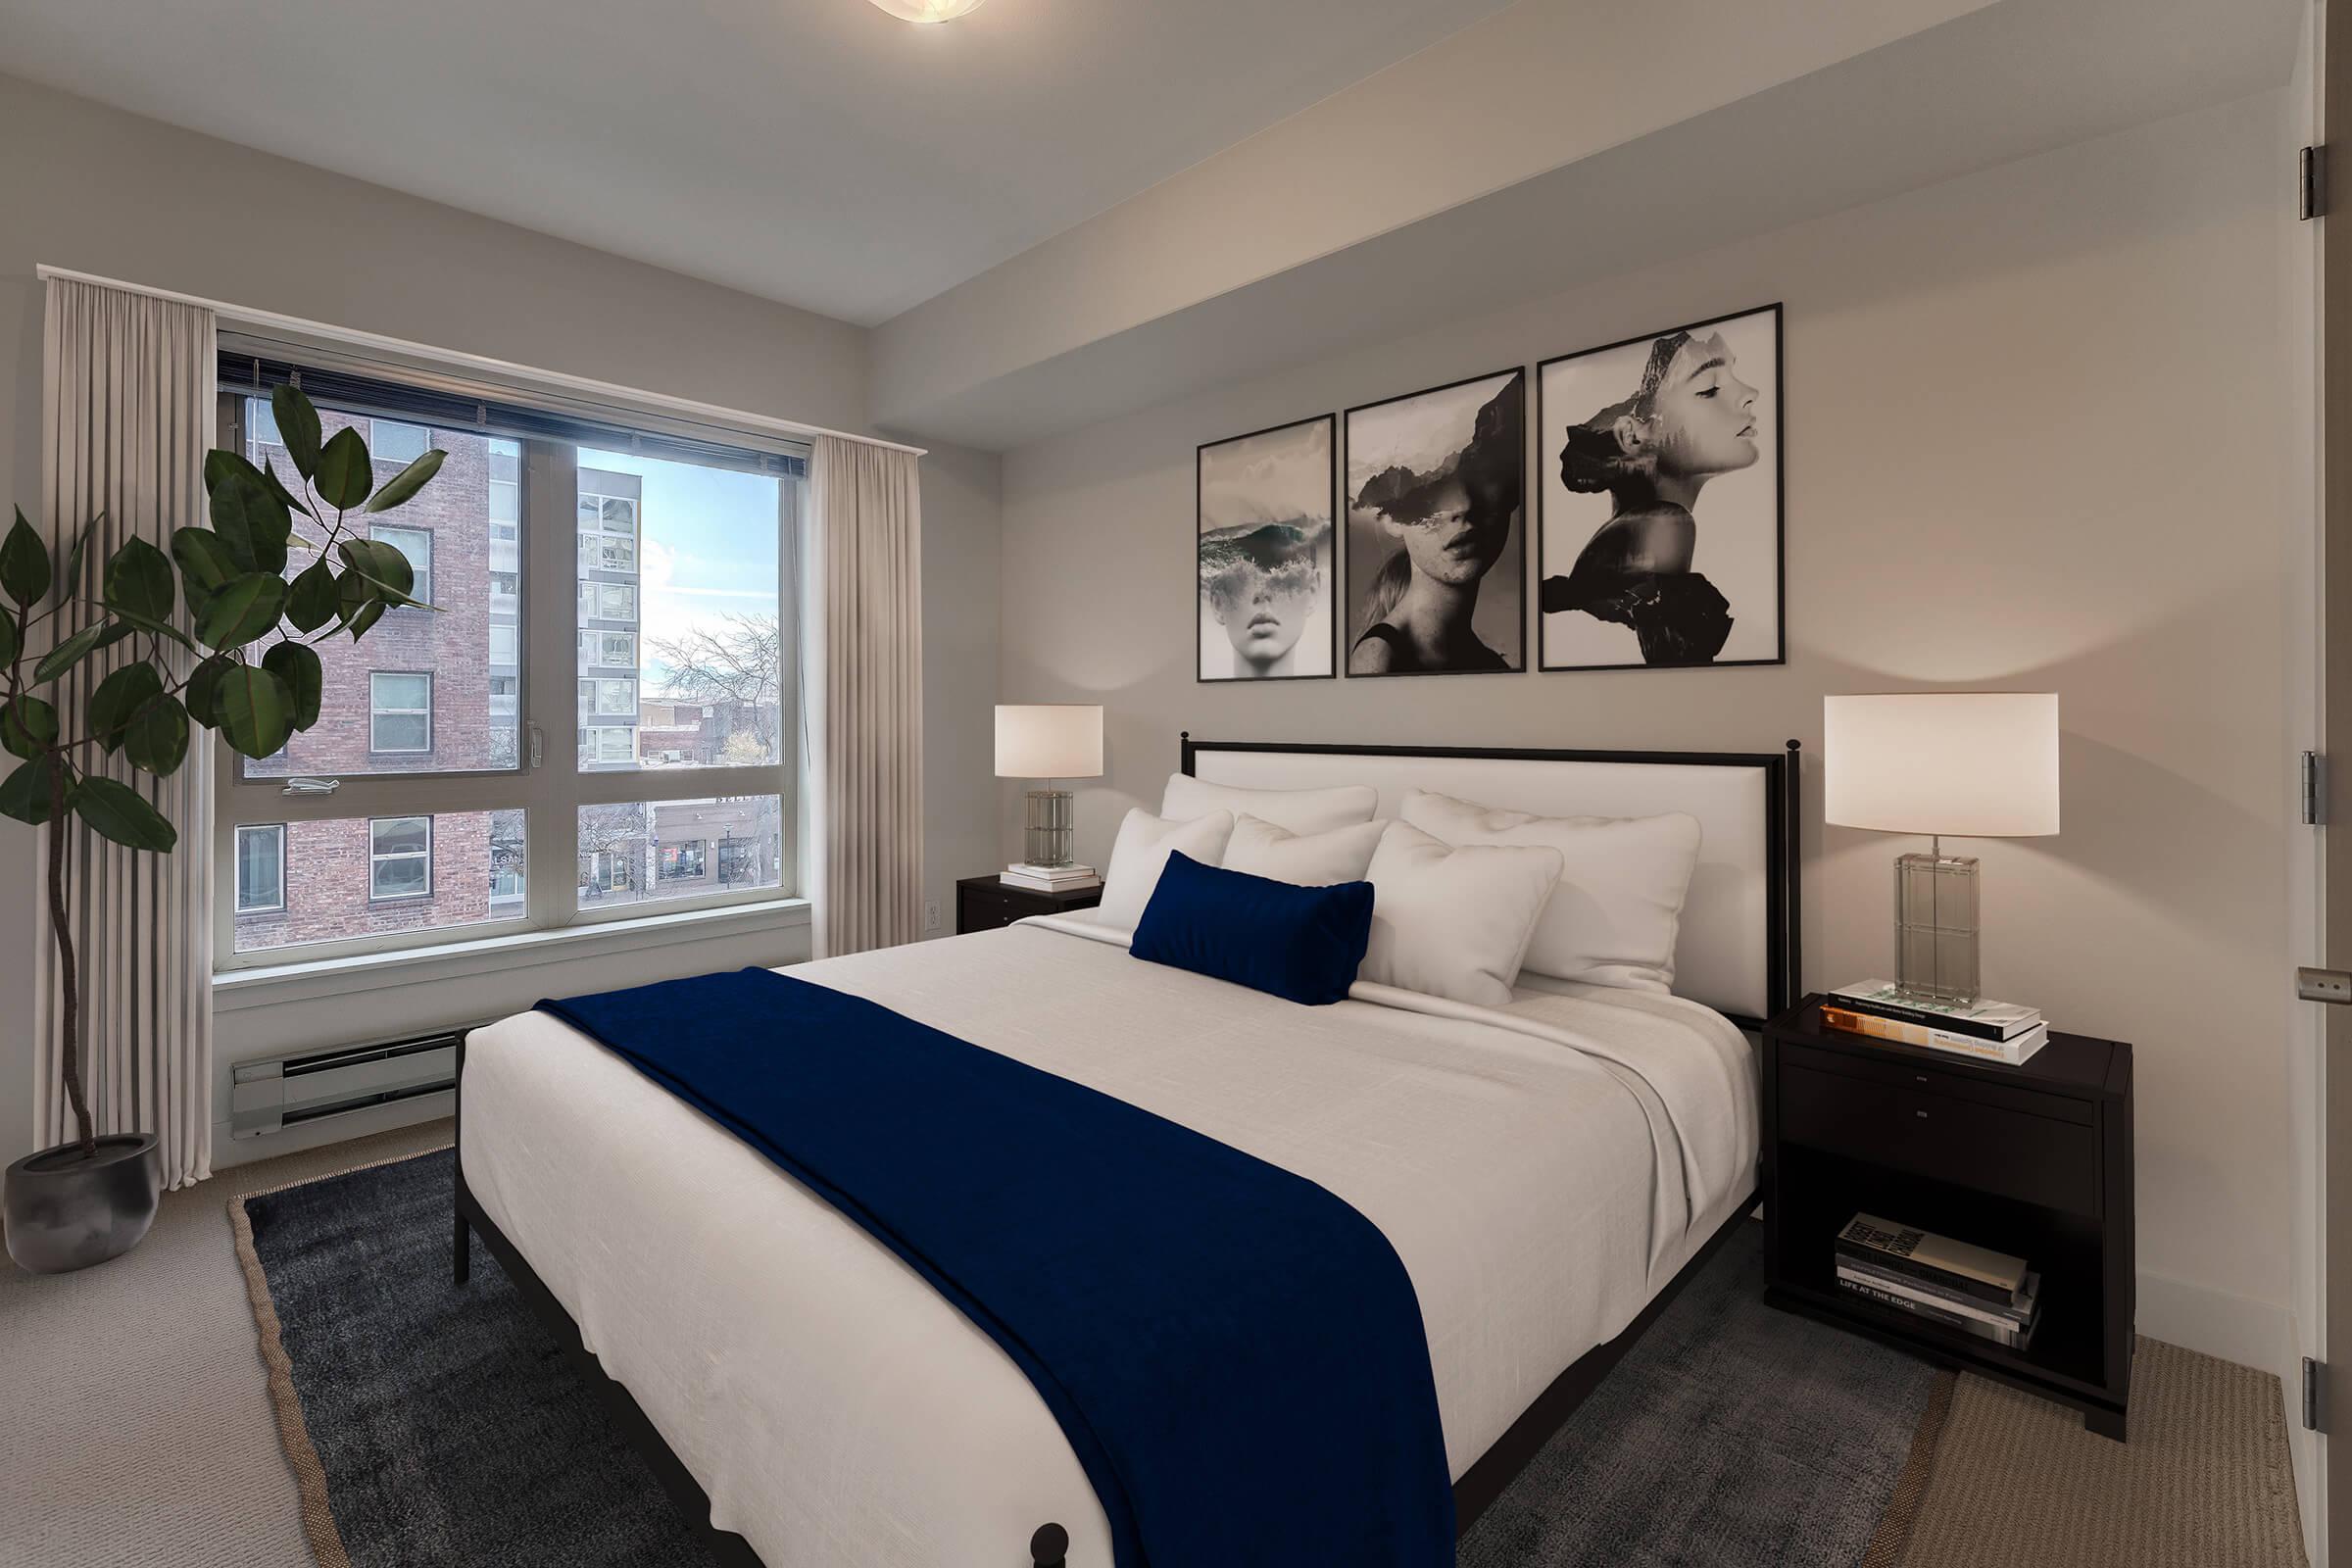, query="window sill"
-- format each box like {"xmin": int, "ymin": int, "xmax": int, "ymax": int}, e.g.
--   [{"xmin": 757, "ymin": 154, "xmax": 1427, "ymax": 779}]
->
[{"xmin": 214, "ymin": 896, "xmax": 811, "ymax": 1013}]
